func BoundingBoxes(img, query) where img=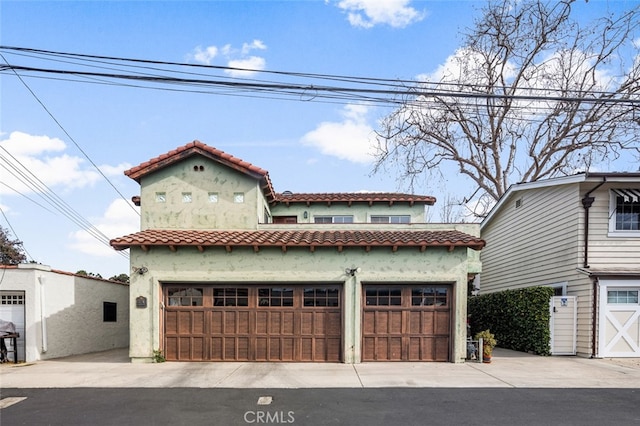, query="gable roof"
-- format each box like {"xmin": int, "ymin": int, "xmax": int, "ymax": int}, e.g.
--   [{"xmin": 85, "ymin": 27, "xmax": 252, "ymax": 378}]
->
[
  {"xmin": 124, "ymin": 141, "xmax": 277, "ymax": 203},
  {"xmin": 110, "ymin": 229, "xmax": 485, "ymax": 252},
  {"xmin": 124, "ymin": 141, "xmax": 437, "ymax": 206},
  {"xmin": 481, "ymin": 172, "xmax": 640, "ymax": 229}
]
